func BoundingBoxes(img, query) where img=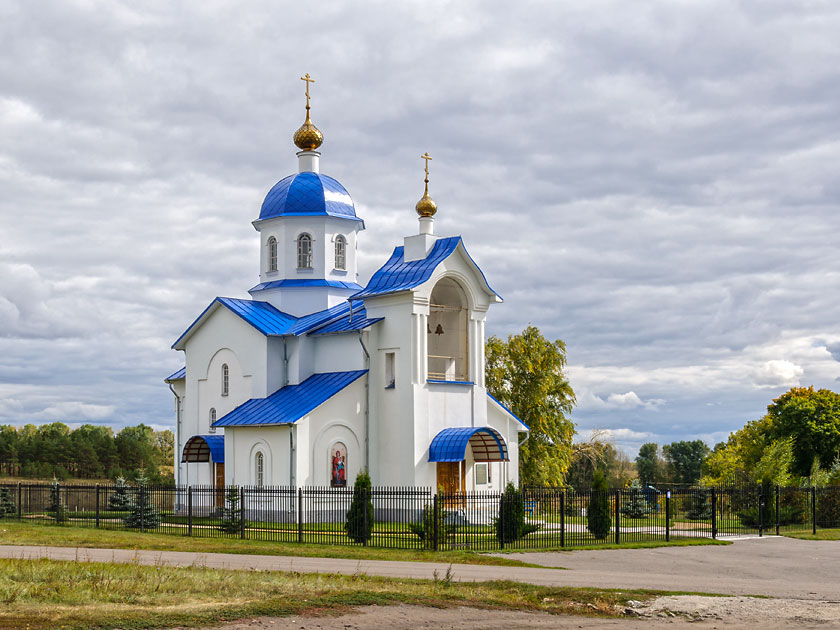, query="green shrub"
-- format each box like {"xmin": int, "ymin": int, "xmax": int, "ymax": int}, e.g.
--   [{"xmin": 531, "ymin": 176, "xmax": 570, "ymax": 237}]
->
[
  {"xmin": 496, "ymin": 483, "xmax": 536, "ymax": 544},
  {"xmin": 816, "ymin": 488, "xmax": 840, "ymax": 528},
  {"xmin": 108, "ymin": 476, "xmax": 133, "ymax": 511},
  {"xmin": 0, "ymin": 487, "xmax": 15, "ymax": 518},
  {"xmin": 409, "ymin": 504, "xmax": 453, "ymax": 548},
  {"xmin": 345, "ymin": 470, "xmax": 374, "ymax": 544},
  {"xmin": 123, "ymin": 472, "xmax": 160, "ymax": 530},
  {"xmin": 587, "ymin": 471, "xmax": 611, "ymax": 540},
  {"xmin": 218, "ymin": 486, "xmax": 242, "ymax": 535},
  {"xmin": 46, "ymin": 479, "xmax": 68, "ymax": 523},
  {"xmin": 686, "ymin": 489, "xmax": 712, "ymax": 521},
  {"xmin": 620, "ymin": 480, "xmax": 649, "ymax": 519}
]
